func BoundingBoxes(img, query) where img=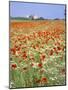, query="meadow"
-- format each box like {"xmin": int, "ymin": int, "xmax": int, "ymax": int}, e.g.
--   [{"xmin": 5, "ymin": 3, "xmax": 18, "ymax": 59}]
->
[{"xmin": 10, "ymin": 19, "xmax": 66, "ymax": 88}]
